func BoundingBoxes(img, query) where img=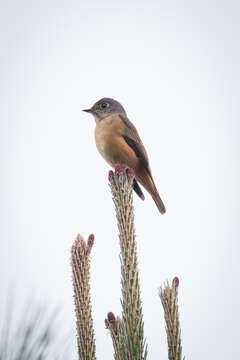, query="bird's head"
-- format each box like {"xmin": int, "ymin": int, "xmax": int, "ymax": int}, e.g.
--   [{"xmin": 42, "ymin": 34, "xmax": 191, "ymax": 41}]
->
[{"xmin": 83, "ymin": 98, "xmax": 126, "ymax": 123}]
